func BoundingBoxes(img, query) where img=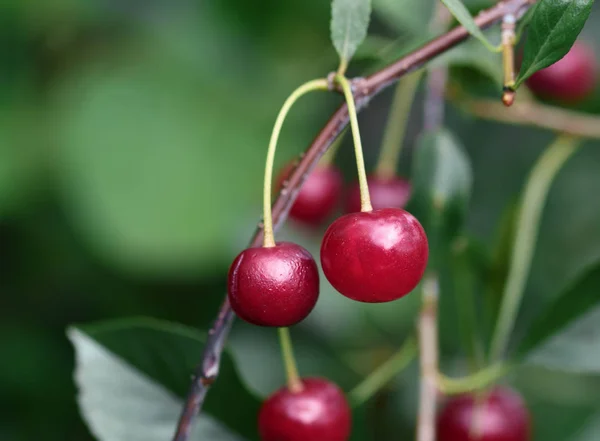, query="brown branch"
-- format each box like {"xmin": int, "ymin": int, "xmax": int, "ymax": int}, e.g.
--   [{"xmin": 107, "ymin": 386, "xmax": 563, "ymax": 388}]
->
[
  {"xmin": 171, "ymin": 0, "xmax": 536, "ymax": 439},
  {"xmin": 460, "ymin": 98, "xmax": 600, "ymax": 139}
]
